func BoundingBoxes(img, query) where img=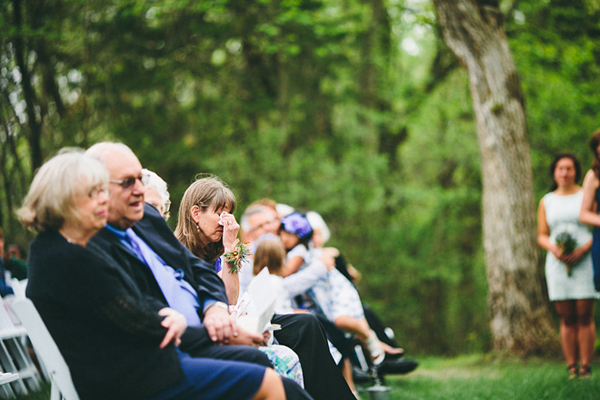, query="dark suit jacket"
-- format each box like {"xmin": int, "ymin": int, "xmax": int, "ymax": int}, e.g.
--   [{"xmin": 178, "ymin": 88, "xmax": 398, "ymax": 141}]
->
[
  {"xmin": 90, "ymin": 205, "xmax": 352, "ymax": 400},
  {"xmin": 88, "ymin": 204, "xmax": 228, "ymax": 354},
  {"xmin": 27, "ymin": 230, "xmax": 183, "ymax": 400}
]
